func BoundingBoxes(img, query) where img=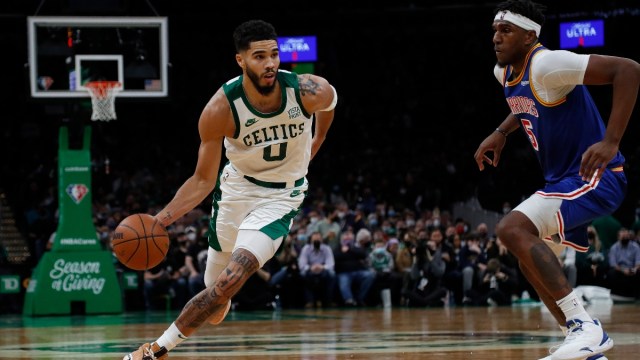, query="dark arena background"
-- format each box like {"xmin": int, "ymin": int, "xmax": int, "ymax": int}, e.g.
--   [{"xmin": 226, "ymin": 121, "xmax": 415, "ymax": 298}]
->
[{"xmin": 0, "ymin": 1, "xmax": 639, "ymax": 359}]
